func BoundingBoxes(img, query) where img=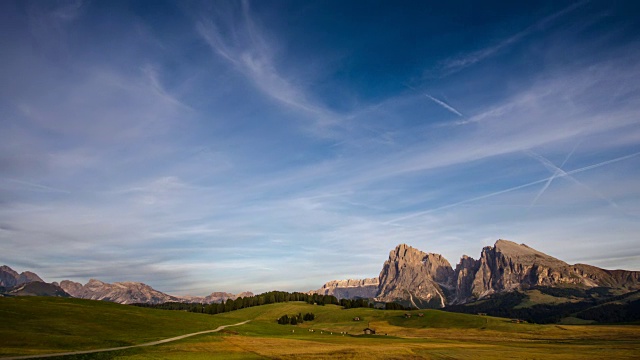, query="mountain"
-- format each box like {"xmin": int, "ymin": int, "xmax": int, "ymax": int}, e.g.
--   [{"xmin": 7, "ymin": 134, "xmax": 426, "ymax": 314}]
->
[
  {"xmin": 58, "ymin": 279, "xmax": 183, "ymax": 305},
  {"xmin": 377, "ymin": 244, "xmax": 454, "ymax": 308},
  {"xmin": 310, "ymin": 278, "xmax": 379, "ymax": 300},
  {"xmin": 56, "ymin": 279, "xmax": 255, "ymax": 305},
  {"xmin": 0, "ymin": 265, "xmax": 69, "ymax": 298},
  {"xmin": 0, "ymin": 265, "xmax": 44, "ymax": 288},
  {"xmin": 181, "ymin": 291, "xmax": 256, "ymax": 304},
  {"xmin": 457, "ymin": 240, "xmax": 640, "ymax": 303},
  {"xmin": 313, "ymin": 240, "xmax": 640, "ymax": 313},
  {"xmin": 0, "ymin": 265, "xmax": 255, "ymax": 305},
  {"xmin": 375, "ymin": 240, "xmax": 640, "ymax": 308}
]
